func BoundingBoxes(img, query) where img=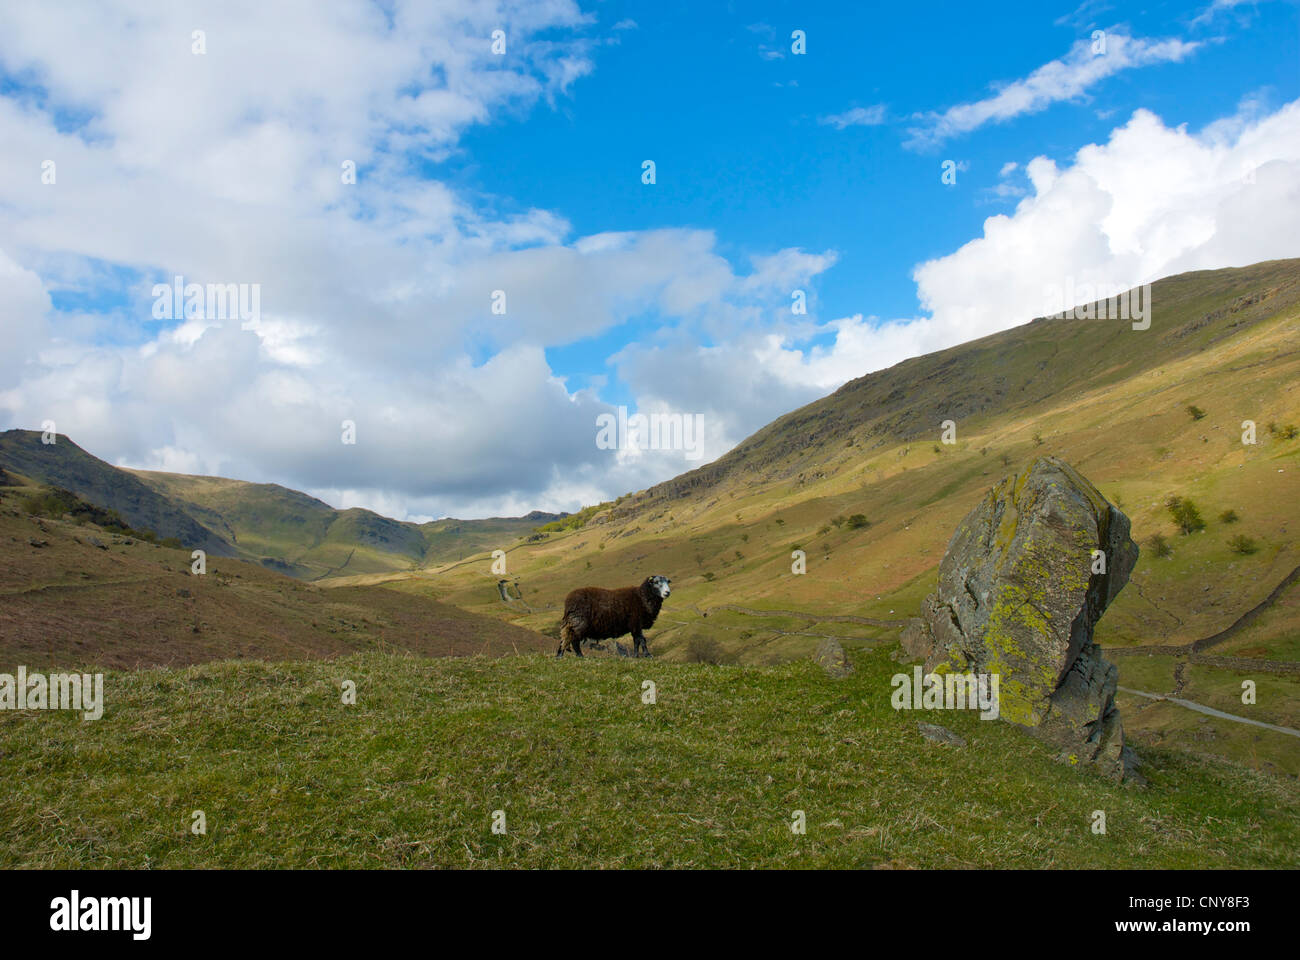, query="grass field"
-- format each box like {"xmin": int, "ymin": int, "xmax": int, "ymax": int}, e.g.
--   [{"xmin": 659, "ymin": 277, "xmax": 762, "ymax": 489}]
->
[{"xmin": 2, "ymin": 648, "xmax": 1295, "ymax": 869}]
